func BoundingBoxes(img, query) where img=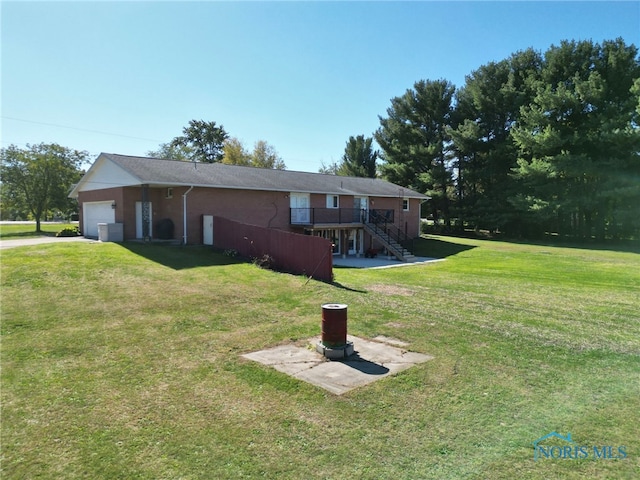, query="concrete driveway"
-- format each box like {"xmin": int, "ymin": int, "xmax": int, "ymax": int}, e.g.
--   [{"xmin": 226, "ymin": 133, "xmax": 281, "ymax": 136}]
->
[{"xmin": 0, "ymin": 236, "xmax": 96, "ymax": 249}]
